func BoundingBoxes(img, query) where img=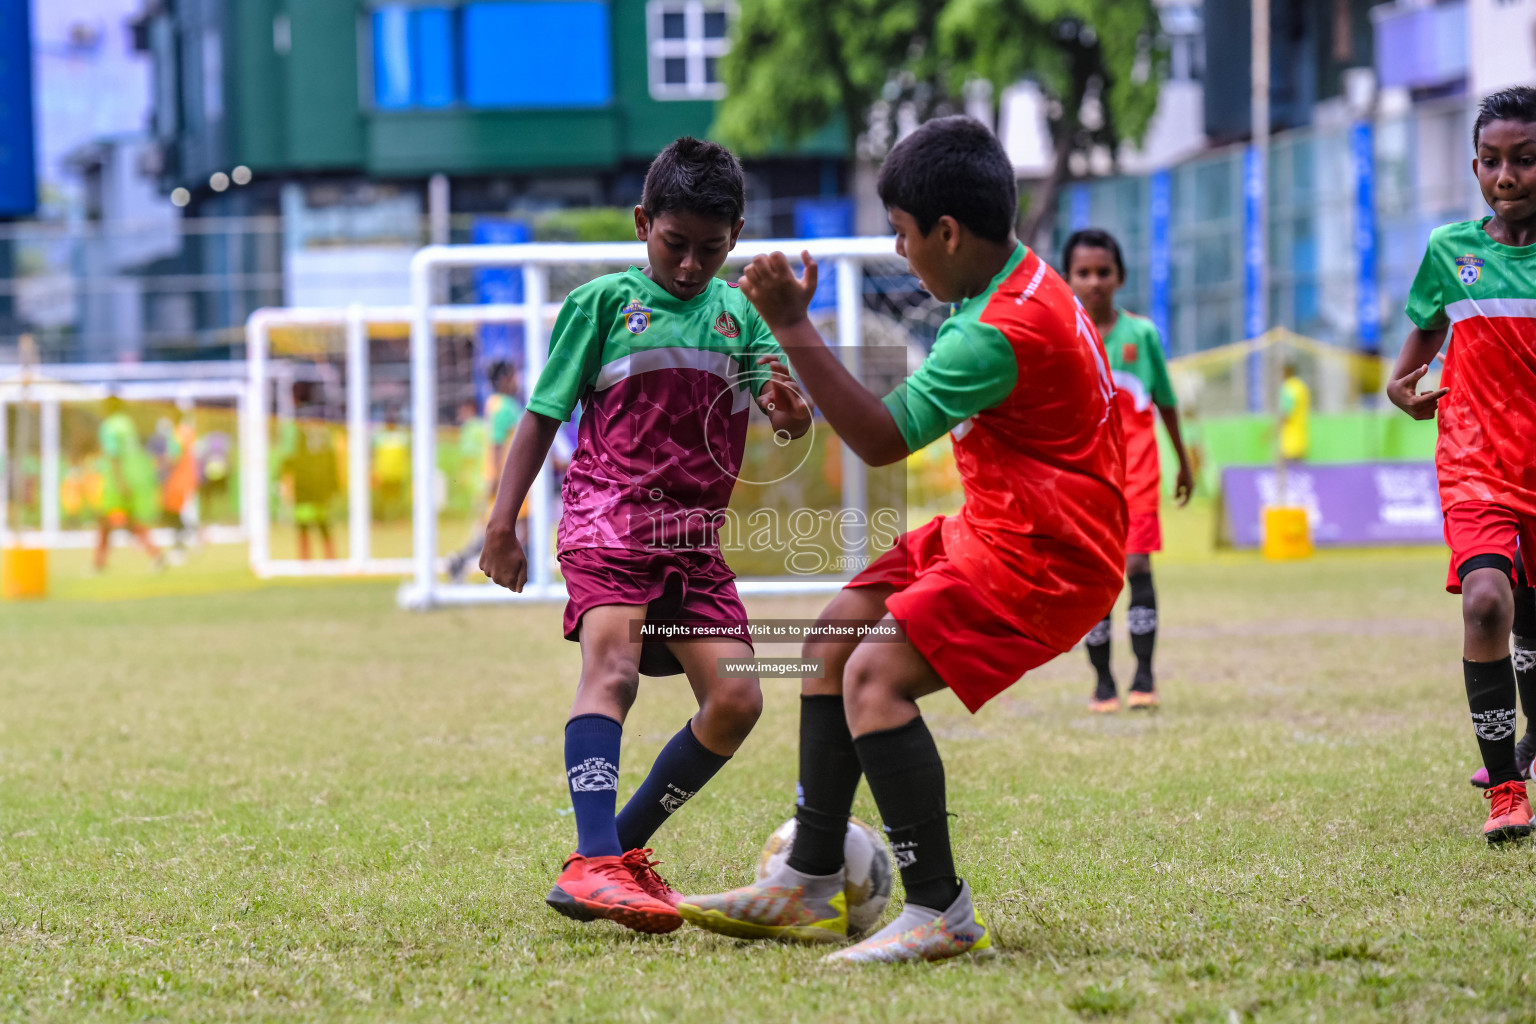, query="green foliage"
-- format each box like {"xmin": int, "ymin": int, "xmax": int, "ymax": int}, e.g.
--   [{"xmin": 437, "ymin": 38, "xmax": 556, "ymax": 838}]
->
[
  {"xmin": 532, "ymin": 206, "xmax": 638, "ymax": 243},
  {"xmin": 715, "ymin": 0, "xmax": 1163, "ymax": 159}
]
